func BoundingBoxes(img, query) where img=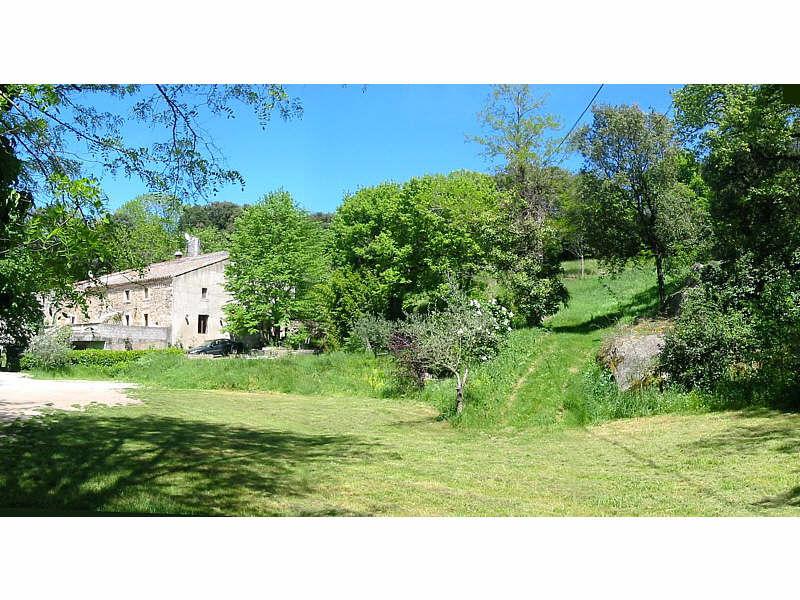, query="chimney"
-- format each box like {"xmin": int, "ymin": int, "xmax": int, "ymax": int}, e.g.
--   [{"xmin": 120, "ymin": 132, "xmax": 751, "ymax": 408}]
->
[{"xmin": 184, "ymin": 232, "xmax": 201, "ymax": 257}]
